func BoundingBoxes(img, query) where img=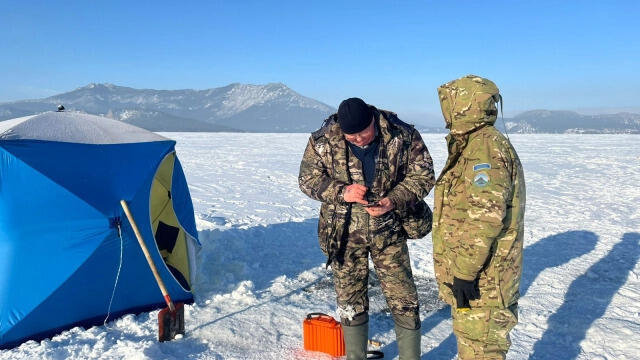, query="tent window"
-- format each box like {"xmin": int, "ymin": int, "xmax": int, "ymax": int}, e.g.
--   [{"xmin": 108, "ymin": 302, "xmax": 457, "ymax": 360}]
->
[{"xmin": 155, "ymin": 221, "xmax": 179, "ymax": 253}]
